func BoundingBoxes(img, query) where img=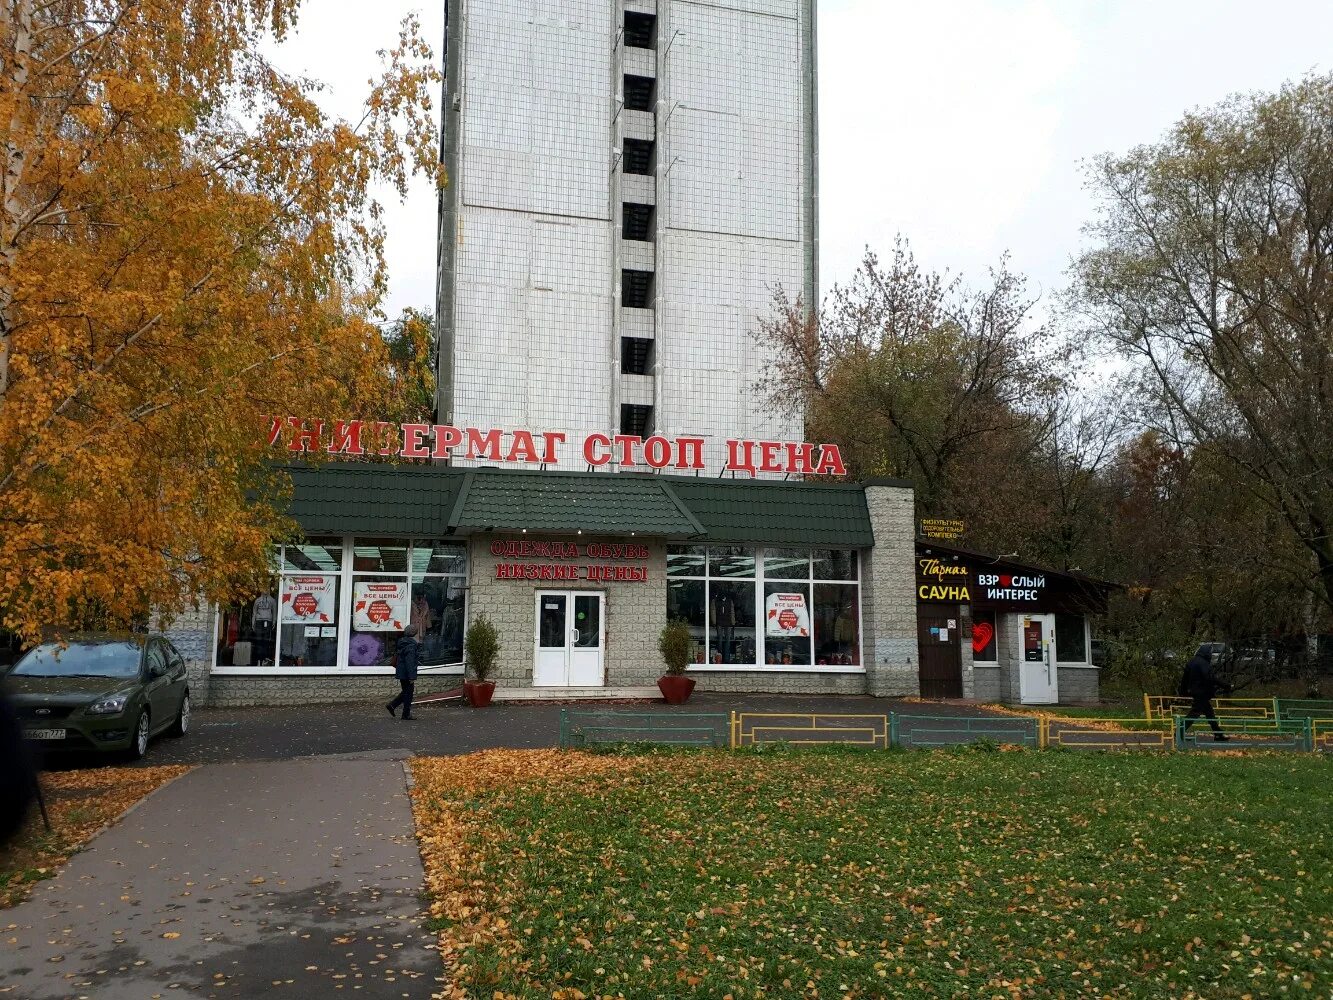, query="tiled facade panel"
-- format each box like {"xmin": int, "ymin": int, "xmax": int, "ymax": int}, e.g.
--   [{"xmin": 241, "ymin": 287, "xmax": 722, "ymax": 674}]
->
[
  {"xmin": 656, "ymin": 229, "xmax": 803, "ymax": 465},
  {"xmin": 445, "ymin": 0, "xmax": 813, "ymax": 472},
  {"xmin": 654, "ymin": 0, "xmax": 809, "ymax": 472},
  {"xmin": 461, "ymin": 0, "xmax": 611, "ymax": 217},
  {"xmin": 663, "ymin": 3, "xmax": 802, "ymax": 241},
  {"xmin": 452, "ymin": 208, "xmax": 614, "ymax": 452}
]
